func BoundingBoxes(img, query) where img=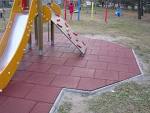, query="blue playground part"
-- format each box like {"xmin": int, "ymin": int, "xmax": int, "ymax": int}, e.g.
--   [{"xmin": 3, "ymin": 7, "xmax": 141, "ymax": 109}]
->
[
  {"xmin": 115, "ymin": 7, "xmax": 122, "ymax": 17},
  {"xmin": 77, "ymin": 0, "xmax": 81, "ymax": 21}
]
